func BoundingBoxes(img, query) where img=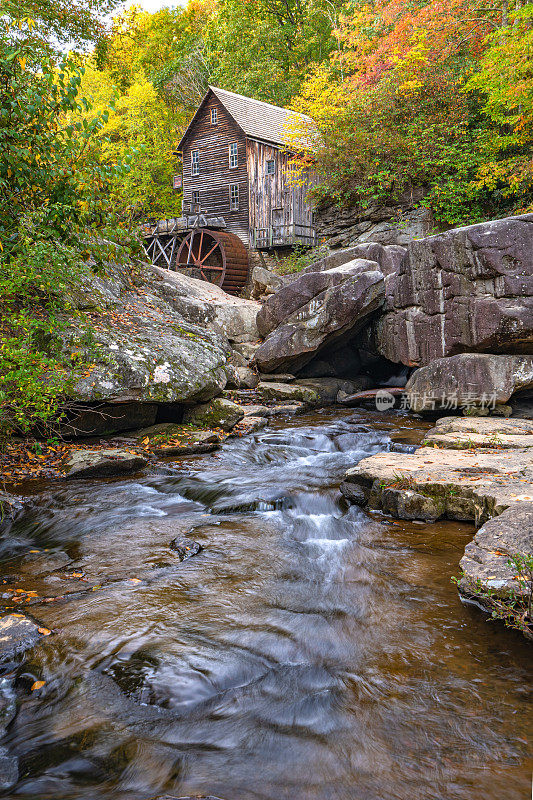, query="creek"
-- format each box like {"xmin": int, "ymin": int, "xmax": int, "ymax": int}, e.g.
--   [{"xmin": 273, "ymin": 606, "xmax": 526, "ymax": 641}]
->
[{"xmin": 1, "ymin": 408, "xmax": 531, "ymax": 800}]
